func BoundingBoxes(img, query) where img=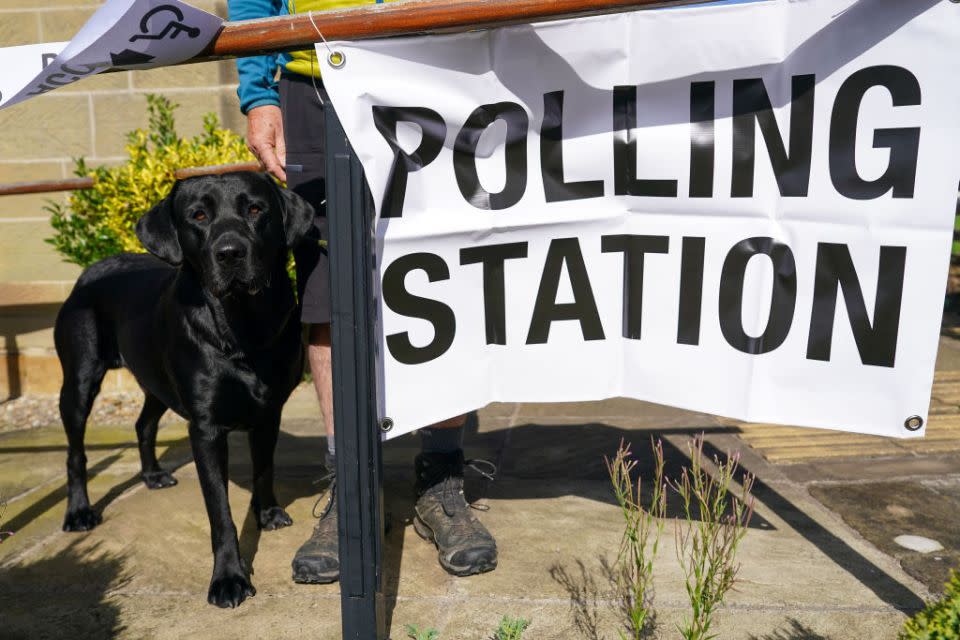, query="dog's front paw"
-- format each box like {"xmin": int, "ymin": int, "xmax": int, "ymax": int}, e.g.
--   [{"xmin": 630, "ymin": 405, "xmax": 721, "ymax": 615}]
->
[
  {"xmin": 62, "ymin": 506, "xmax": 101, "ymax": 532},
  {"xmin": 141, "ymin": 470, "xmax": 178, "ymax": 490},
  {"xmin": 258, "ymin": 506, "xmax": 293, "ymax": 531},
  {"xmin": 207, "ymin": 572, "xmax": 256, "ymax": 608}
]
